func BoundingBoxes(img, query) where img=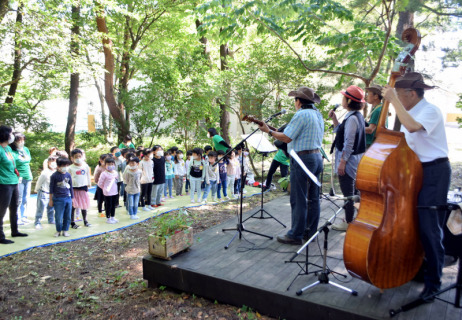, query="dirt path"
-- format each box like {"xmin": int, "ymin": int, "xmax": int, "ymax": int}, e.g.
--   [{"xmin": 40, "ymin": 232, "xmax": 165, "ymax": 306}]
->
[{"xmin": 0, "ymin": 191, "xmax": 283, "ymax": 320}]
